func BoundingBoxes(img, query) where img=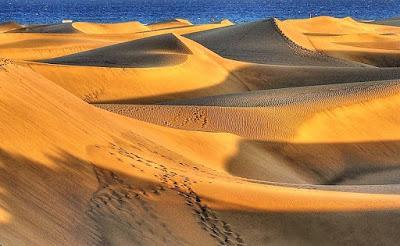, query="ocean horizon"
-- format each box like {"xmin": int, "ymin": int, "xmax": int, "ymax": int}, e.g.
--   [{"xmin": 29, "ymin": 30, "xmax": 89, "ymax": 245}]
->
[{"xmin": 1, "ymin": 0, "xmax": 400, "ymax": 24}]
